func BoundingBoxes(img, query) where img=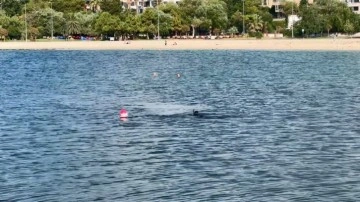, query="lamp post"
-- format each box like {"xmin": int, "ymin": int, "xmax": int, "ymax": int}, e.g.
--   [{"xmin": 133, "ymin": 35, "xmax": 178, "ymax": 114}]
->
[
  {"xmin": 242, "ymin": 0, "xmax": 245, "ymax": 35},
  {"xmin": 291, "ymin": 0, "xmax": 294, "ymax": 38},
  {"xmin": 25, "ymin": 3, "xmax": 27, "ymax": 42},
  {"xmin": 50, "ymin": 1, "xmax": 53, "ymax": 40},
  {"xmin": 302, "ymin": 28, "xmax": 304, "ymax": 38},
  {"xmin": 157, "ymin": 0, "xmax": 160, "ymax": 40}
]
